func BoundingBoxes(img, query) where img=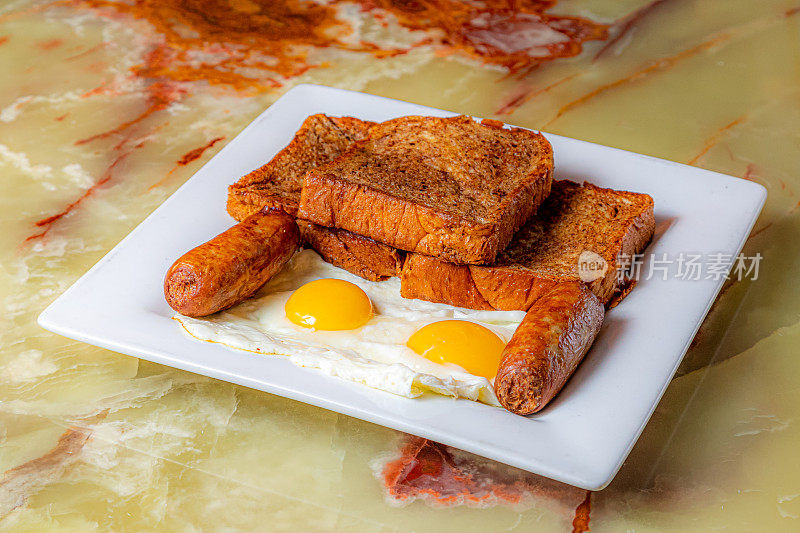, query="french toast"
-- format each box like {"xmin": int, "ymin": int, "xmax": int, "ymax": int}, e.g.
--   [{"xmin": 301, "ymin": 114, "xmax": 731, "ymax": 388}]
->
[
  {"xmin": 297, "ymin": 220, "xmax": 403, "ymax": 282},
  {"xmin": 296, "ymin": 115, "xmax": 553, "ymax": 265},
  {"xmin": 226, "ymin": 114, "xmax": 403, "ymax": 281},
  {"xmin": 227, "ymin": 114, "xmax": 373, "ymax": 220},
  {"xmin": 400, "ymin": 180, "xmax": 655, "ymax": 310}
]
